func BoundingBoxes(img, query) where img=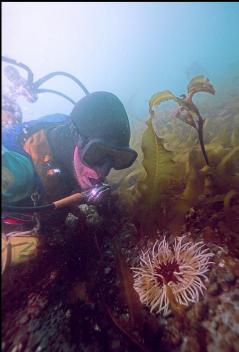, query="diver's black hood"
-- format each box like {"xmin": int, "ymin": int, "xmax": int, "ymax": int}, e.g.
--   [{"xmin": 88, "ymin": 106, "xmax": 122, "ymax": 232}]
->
[
  {"xmin": 47, "ymin": 92, "xmax": 137, "ymax": 192},
  {"xmin": 70, "ymin": 91, "xmax": 131, "ymax": 147}
]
